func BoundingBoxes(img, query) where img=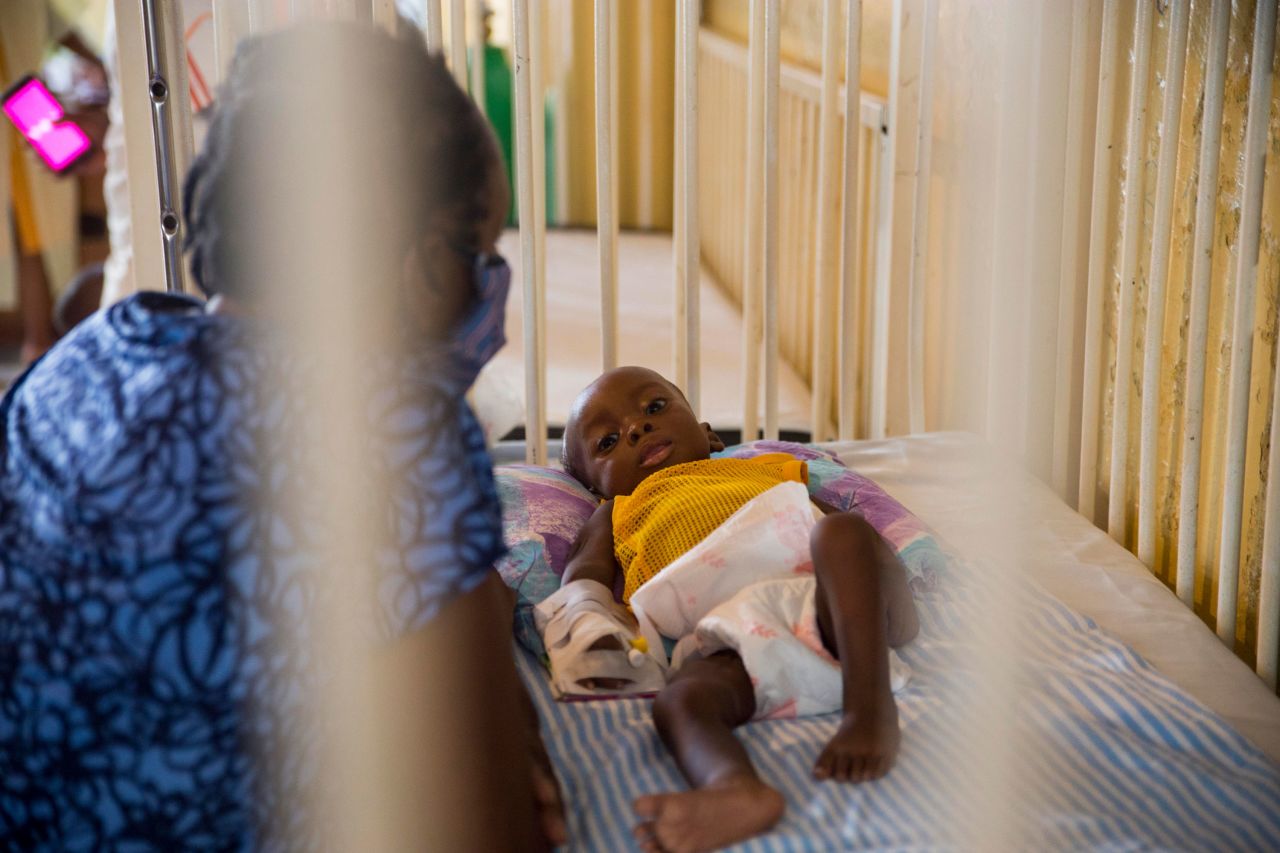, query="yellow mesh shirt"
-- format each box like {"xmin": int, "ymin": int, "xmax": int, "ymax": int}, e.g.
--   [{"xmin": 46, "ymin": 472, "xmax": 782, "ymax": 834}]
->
[{"xmin": 612, "ymin": 454, "xmax": 808, "ymax": 602}]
